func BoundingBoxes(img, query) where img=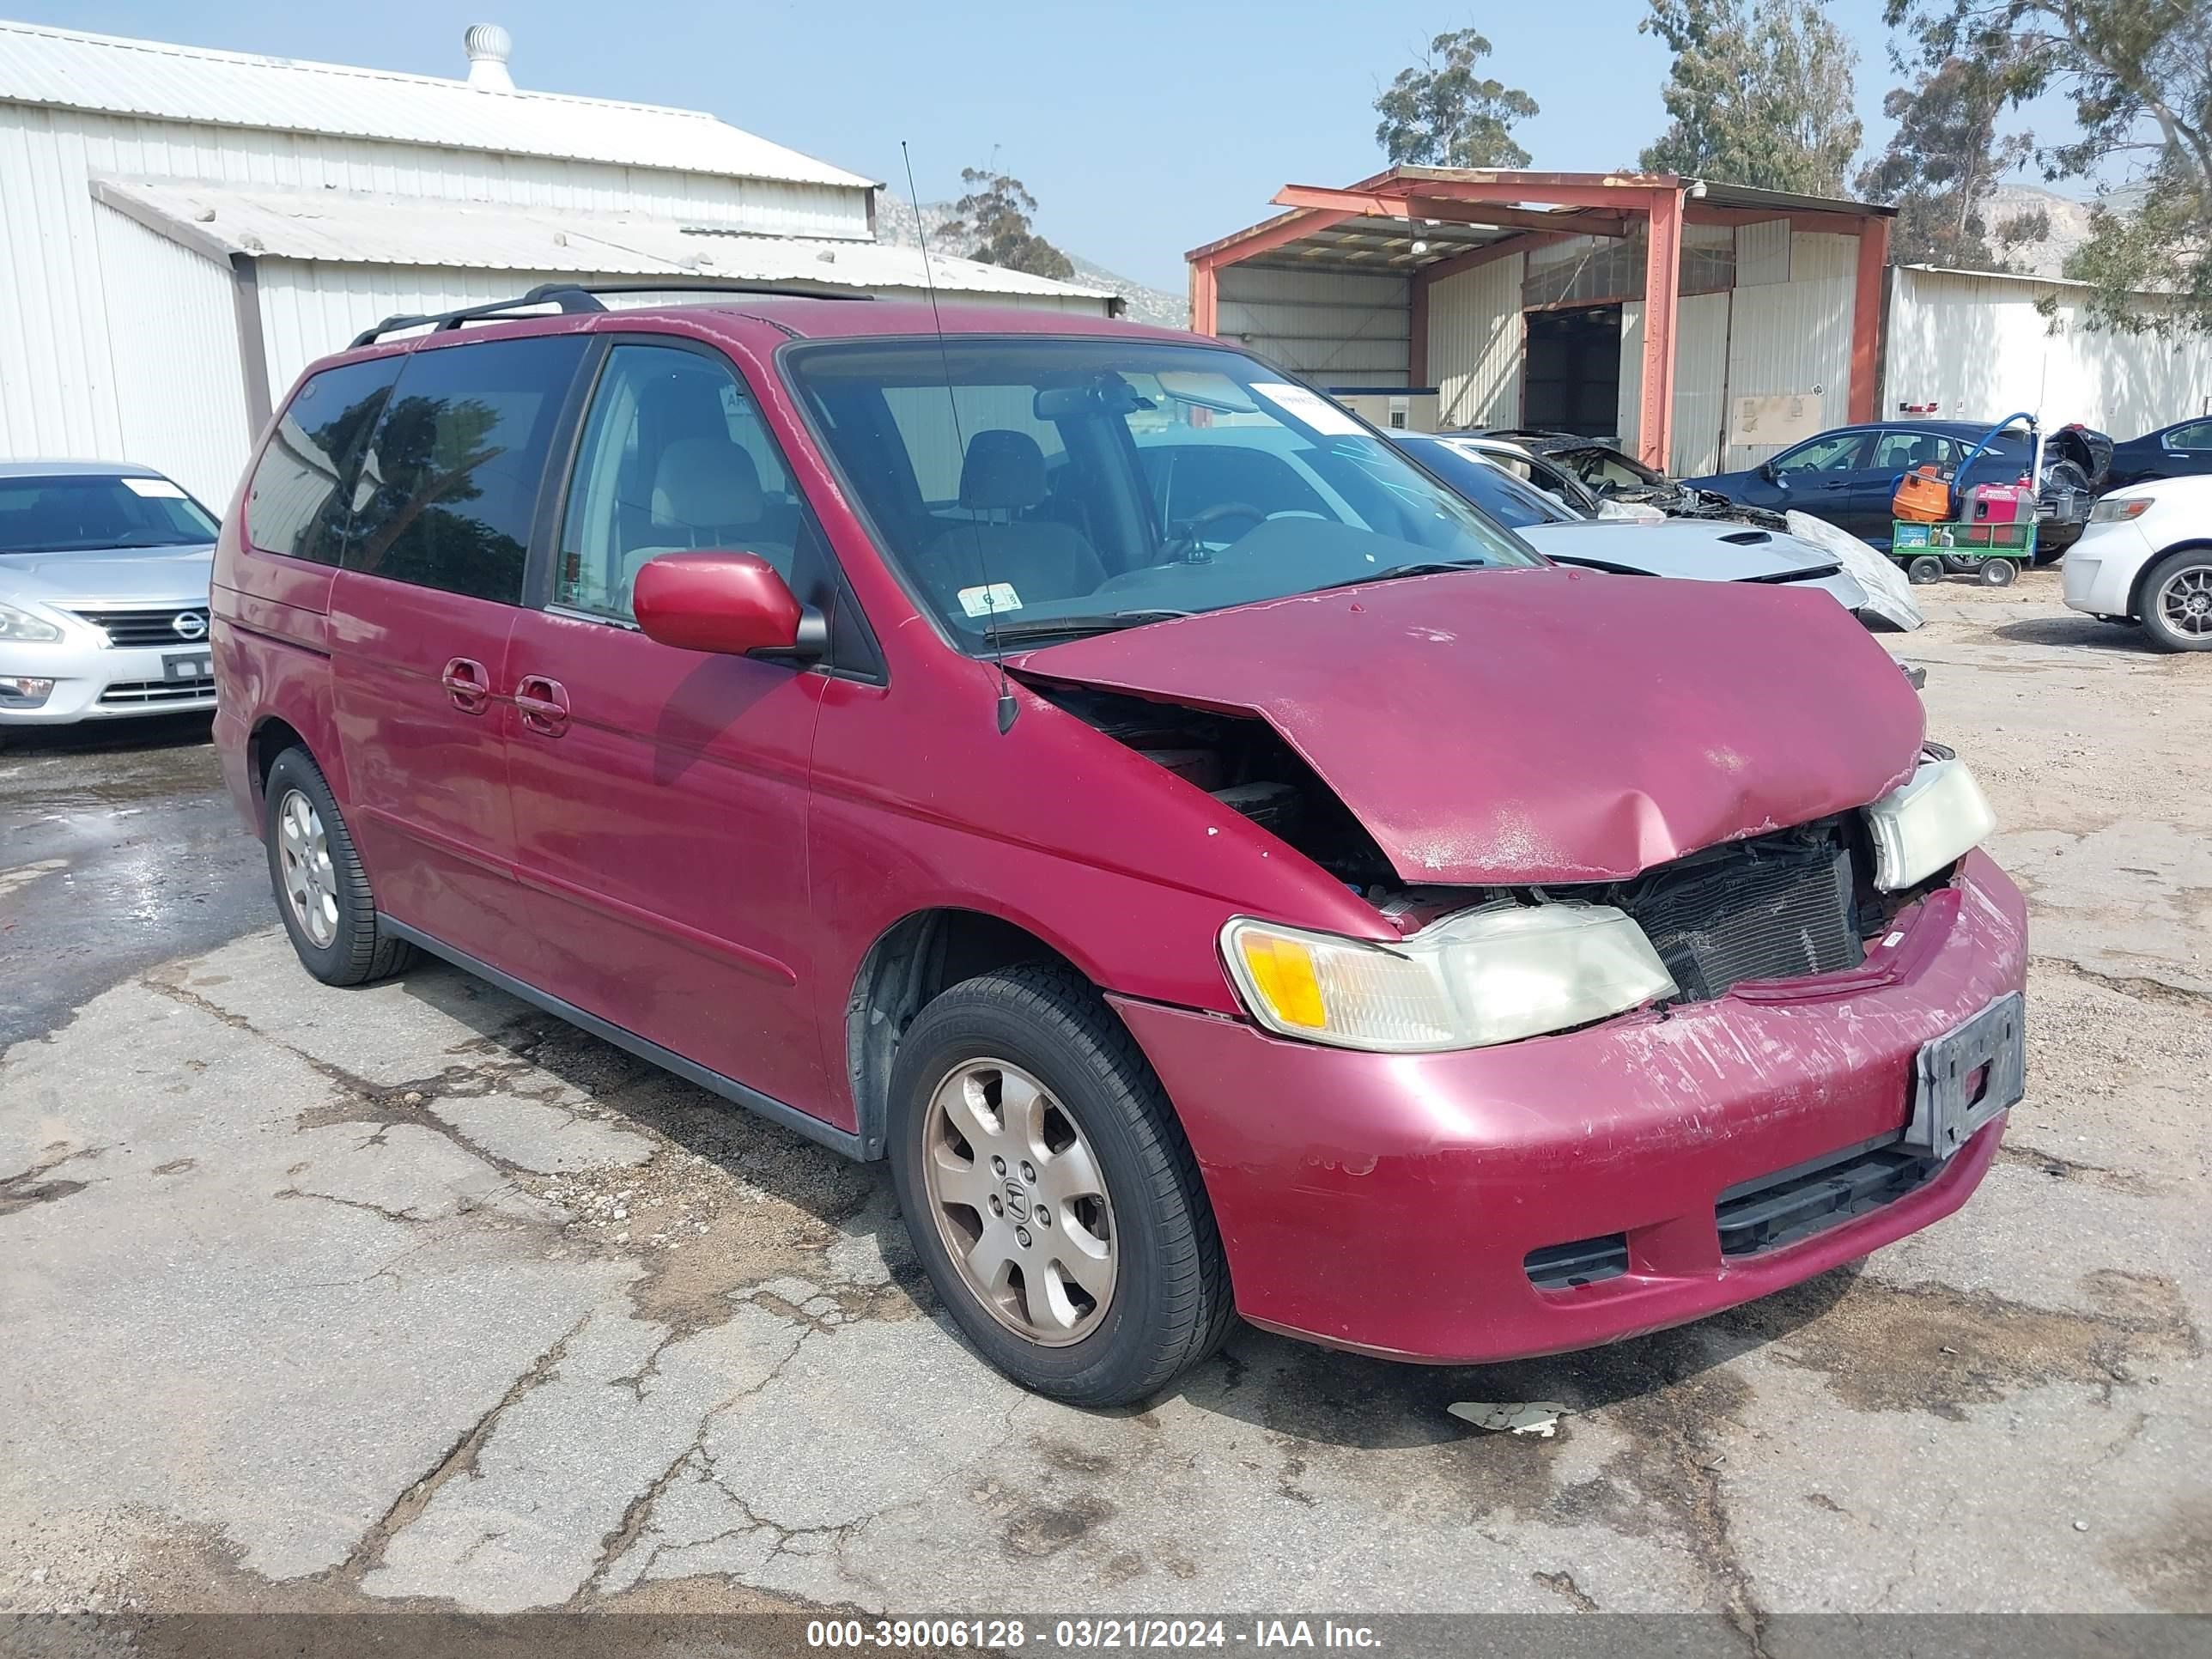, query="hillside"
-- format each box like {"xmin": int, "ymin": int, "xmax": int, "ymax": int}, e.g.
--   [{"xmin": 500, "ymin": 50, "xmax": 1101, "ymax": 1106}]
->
[{"xmin": 872, "ymin": 195, "xmax": 1188, "ymax": 328}]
